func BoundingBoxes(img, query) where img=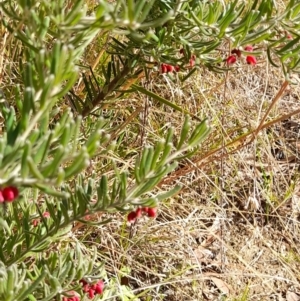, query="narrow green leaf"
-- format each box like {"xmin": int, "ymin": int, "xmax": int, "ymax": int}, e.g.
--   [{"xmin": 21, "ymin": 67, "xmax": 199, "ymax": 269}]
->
[
  {"xmin": 41, "ymin": 145, "xmax": 65, "ymax": 177},
  {"xmin": 177, "ymin": 115, "xmax": 191, "ymax": 150},
  {"xmin": 156, "ymin": 185, "xmax": 182, "ymax": 201},
  {"xmin": 158, "ymin": 142, "xmax": 173, "ymax": 166},
  {"xmin": 64, "ymin": 151, "xmax": 89, "ymax": 179},
  {"xmin": 132, "ymin": 84, "xmax": 193, "ymax": 116},
  {"xmin": 150, "ymin": 139, "xmax": 164, "ymax": 170},
  {"xmin": 188, "ymin": 119, "xmax": 210, "ymax": 147},
  {"xmin": 277, "ymin": 35, "xmax": 300, "ymax": 54},
  {"xmin": 27, "ymin": 157, "xmax": 44, "ymax": 180}
]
